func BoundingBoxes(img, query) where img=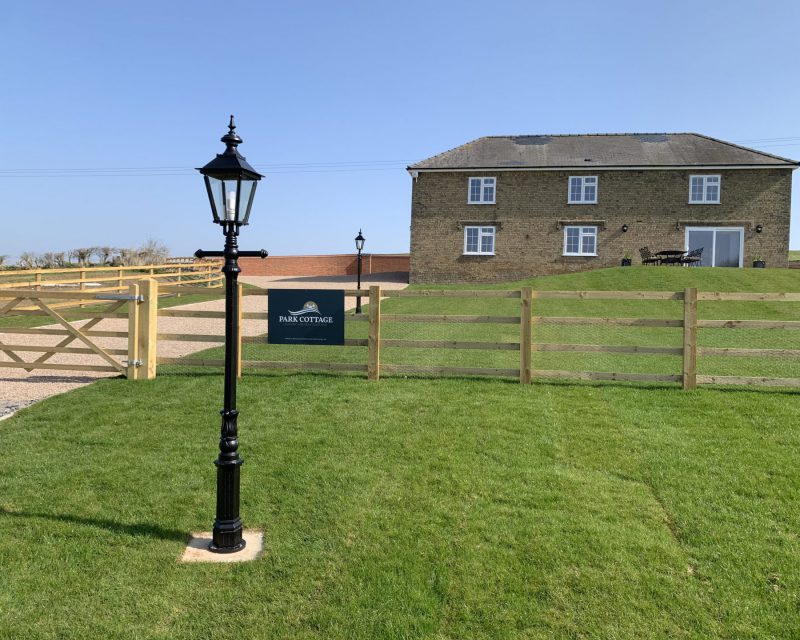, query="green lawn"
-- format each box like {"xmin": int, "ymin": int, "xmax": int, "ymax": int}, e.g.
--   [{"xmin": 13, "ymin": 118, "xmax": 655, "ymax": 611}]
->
[
  {"xmin": 205, "ymin": 267, "xmax": 800, "ymax": 382},
  {"xmin": 1, "ymin": 373, "xmax": 798, "ymax": 638}
]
